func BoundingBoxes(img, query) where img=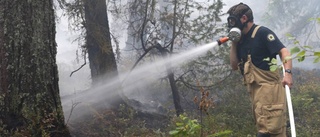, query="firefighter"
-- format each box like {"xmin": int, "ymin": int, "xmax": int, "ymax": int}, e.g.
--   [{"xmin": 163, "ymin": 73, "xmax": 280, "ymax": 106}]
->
[{"xmin": 227, "ymin": 3, "xmax": 293, "ymax": 137}]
